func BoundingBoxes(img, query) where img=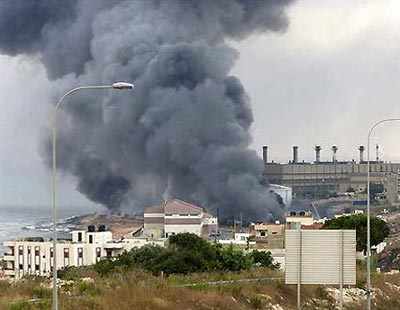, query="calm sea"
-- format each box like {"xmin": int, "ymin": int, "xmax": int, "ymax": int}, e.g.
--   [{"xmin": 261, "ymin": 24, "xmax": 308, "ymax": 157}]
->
[{"xmin": 0, "ymin": 205, "xmax": 100, "ymax": 257}]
